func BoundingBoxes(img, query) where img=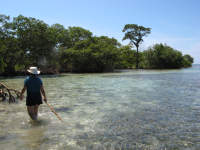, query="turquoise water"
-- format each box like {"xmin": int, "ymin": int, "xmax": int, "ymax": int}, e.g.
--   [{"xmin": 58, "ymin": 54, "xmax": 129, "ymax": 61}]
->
[{"xmin": 0, "ymin": 65, "xmax": 200, "ymax": 150}]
